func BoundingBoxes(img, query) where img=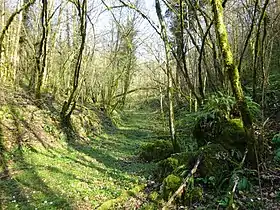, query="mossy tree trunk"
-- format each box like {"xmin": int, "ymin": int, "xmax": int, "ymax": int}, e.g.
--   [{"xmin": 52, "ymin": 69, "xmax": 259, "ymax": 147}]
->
[
  {"xmin": 211, "ymin": 0, "xmax": 257, "ymax": 167},
  {"xmin": 155, "ymin": 0, "xmax": 180, "ymax": 152},
  {"xmin": 0, "ymin": 0, "xmax": 35, "ymax": 63}
]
